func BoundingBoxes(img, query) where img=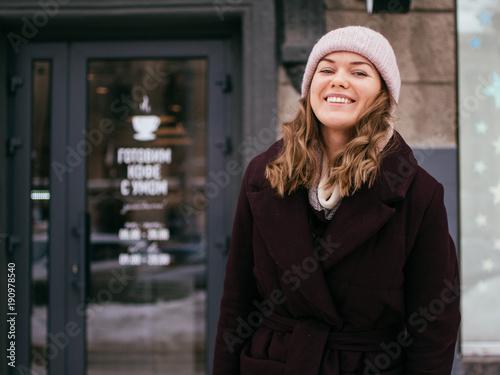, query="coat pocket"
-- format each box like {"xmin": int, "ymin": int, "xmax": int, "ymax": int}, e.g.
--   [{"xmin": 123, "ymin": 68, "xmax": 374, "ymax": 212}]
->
[{"xmin": 240, "ymin": 340, "xmax": 285, "ymax": 375}]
